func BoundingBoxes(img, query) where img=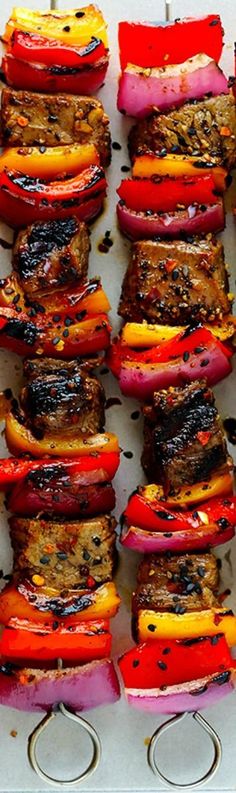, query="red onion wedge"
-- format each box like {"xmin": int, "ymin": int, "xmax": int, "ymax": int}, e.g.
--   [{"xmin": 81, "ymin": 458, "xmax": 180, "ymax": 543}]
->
[
  {"xmin": 119, "ymin": 345, "xmax": 232, "ymax": 400},
  {"xmin": 121, "ymin": 522, "xmax": 235, "ymax": 554},
  {"xmin": 125, "ymin": 670, "xmax": 236, "ymax": 714},
  {"xmin": 117, "ymin": 54, "xmax": 228, "ymax": 118},
  {"xmin": 0, "ymin": 658, "xmax": 120, "ymax": 713},
  {"xmin": 117, "ymin": 200, "xmax": 225, "ymax": 240}
]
